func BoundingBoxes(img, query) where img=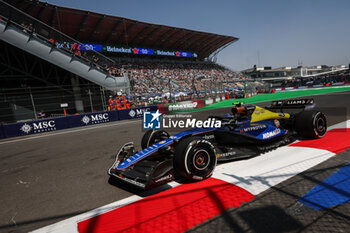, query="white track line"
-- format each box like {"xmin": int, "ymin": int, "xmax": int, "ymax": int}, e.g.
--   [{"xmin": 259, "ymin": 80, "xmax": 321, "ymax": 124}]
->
[
  {"xmin": 0, "ymin": 119, "xmax": 141, "ymax": 145},
  {"xmin": 212, "ymin": 147, "xmax": 335, "ymax": 195},
  {"xmin": 328, "ymin": 119, "xmax": 350, "ymax": 130},
  {"xmin": 213, "ymin": 119, "xmax": 350, "ymax": 195}
]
